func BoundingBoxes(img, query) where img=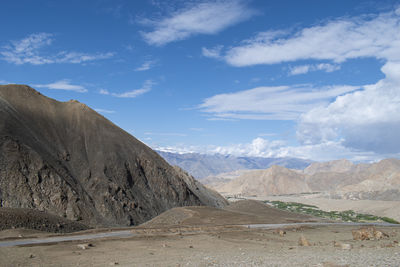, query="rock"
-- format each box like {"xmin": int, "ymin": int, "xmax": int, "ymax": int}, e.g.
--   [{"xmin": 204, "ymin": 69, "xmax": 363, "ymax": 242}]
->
[
  {"xmin": 274, "ymin": 229, "xmax": 286, "ymax": 237},
  {"xmin": 109, "ymin": 262, "xmax": 119, "ymax": 266},
  {"xmin": 340, "ymin": 243, "xmax": 353, "ymax": 250},
  {"xmin": 374, "ymin": 229, "xmax": 389, "ymax": 239},
  {"xmin": 298, "ymin": 235, "xmax": 311, "ymax": 246},
  {"xmin": 189, "ymin": 245, "xmax": 194, "ymax": 248},
  {"xmin": 333, "ymin": 241, "xmax": 353, "ymax": 250},
  {"xmin": 29, "ymin": 254, "xmax": 35, "ymax": 259},
  {"xmin": 352, "ymin": 227, "xmax": 389, "ymax": 241},
  {"xmin": 77, "ymin": 243, "xmax": 93, "ymax": 250}
]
